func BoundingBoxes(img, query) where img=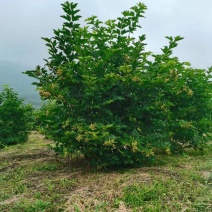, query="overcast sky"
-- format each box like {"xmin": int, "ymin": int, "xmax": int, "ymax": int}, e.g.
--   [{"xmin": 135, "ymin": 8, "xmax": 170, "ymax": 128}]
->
[{"xmin": 1, "ymin": 0, "xmax": 212, "ymax": 83}]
